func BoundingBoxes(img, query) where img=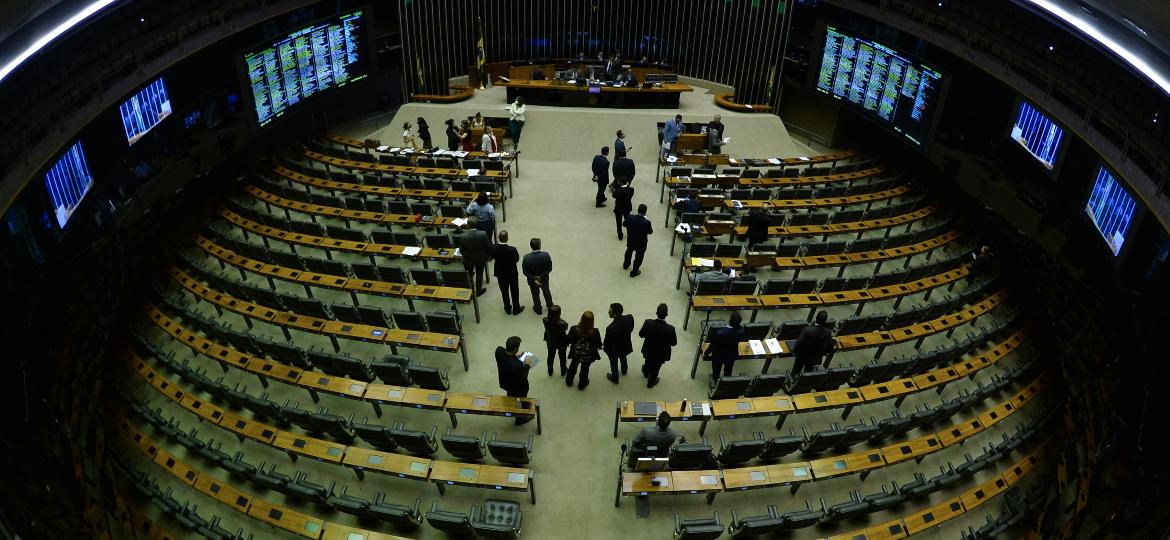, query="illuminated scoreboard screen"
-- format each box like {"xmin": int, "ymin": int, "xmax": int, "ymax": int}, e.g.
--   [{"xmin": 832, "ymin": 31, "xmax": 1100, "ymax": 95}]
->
[
  {"xmin": 1011, "ymin": 100, "xmax": 1065, "ymax": 170},
  {"xmin": 816, "ymin": 25, "xmax": 943, "ymax": 146},
  {"xmin": 44, "ymin": 141, "xmax": 94, "ymax": 228},
  {"xmin": 1085, "ymin": 165, "xmax": 1138, "ymax": 257},
  {"xmin": 243, "ymin": 10, "xmax": 369, "ymax": 127},
  {"xmin": 120, "ymin": 77, "xmax": 172, "ymax": 145}
]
